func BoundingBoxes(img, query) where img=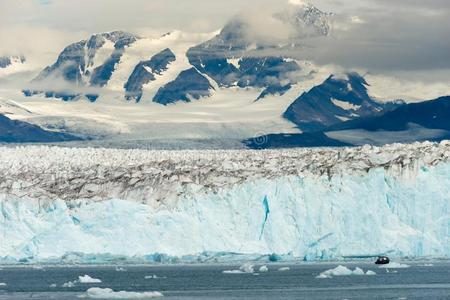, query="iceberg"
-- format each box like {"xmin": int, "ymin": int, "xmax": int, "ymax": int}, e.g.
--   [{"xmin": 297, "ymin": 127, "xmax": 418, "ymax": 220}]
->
[
  {"xmin": 0, "ymin": 141, "xmax": 449, "ymax": 263},
  {"xmin": 316, "ymin": 265, "xmax": 376, "ymax": 278},
  {"xmin": 259, "ymin": 265, "xmax": 269, "ymax": 272},
  {"xmin": 79, "ymin": 275, "xmax": 102, "ymax": 283},
  {"xmin": 84, "ymin": 287, "xmax": 163, "ymax": 299},
  {"xmin": 223, "ymin": 263, "xmax": 255, "ymax": 274}
]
